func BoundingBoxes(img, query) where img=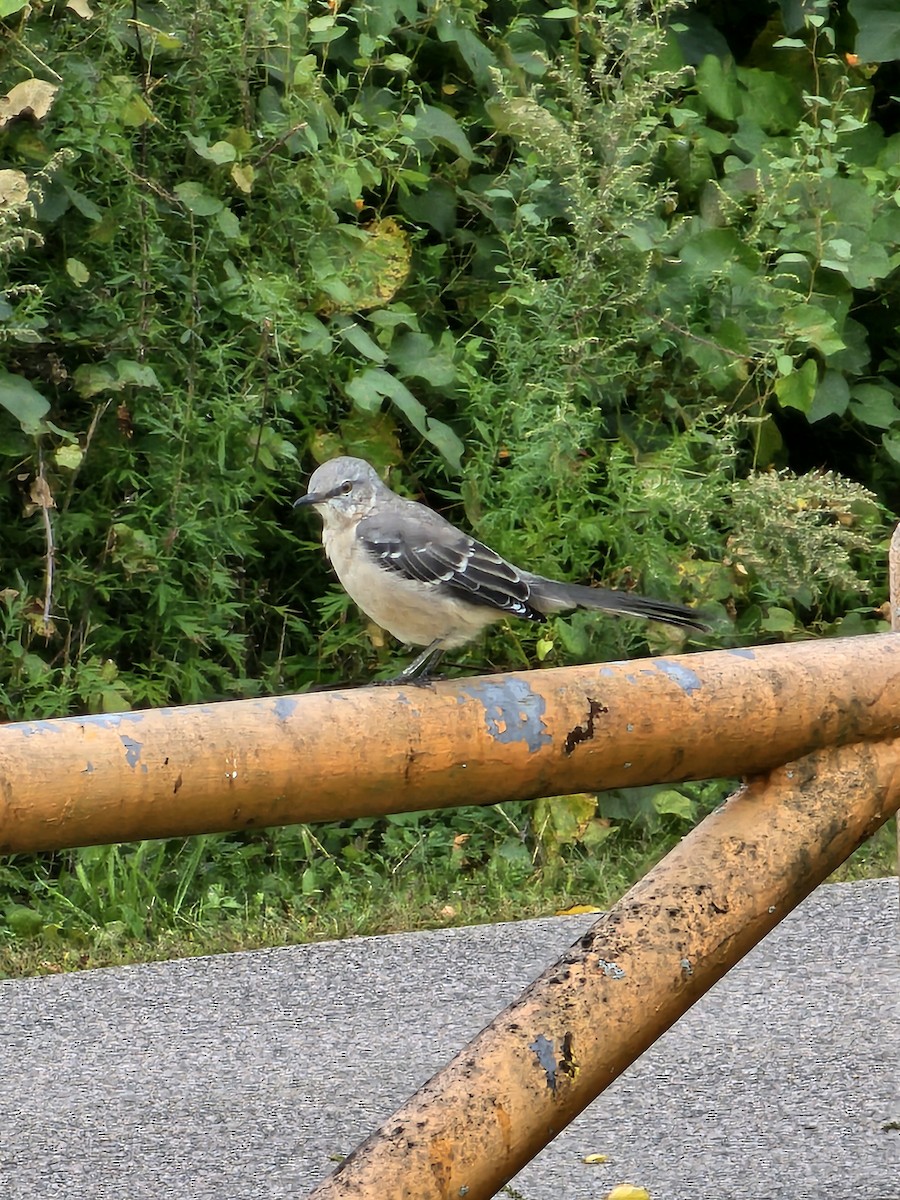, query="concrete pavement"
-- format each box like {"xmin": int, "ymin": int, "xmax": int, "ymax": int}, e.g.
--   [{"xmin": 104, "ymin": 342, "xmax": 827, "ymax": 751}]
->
[{"xmin": 0, "ymin": 878, "xmax": 897, "ymax": 1198}]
